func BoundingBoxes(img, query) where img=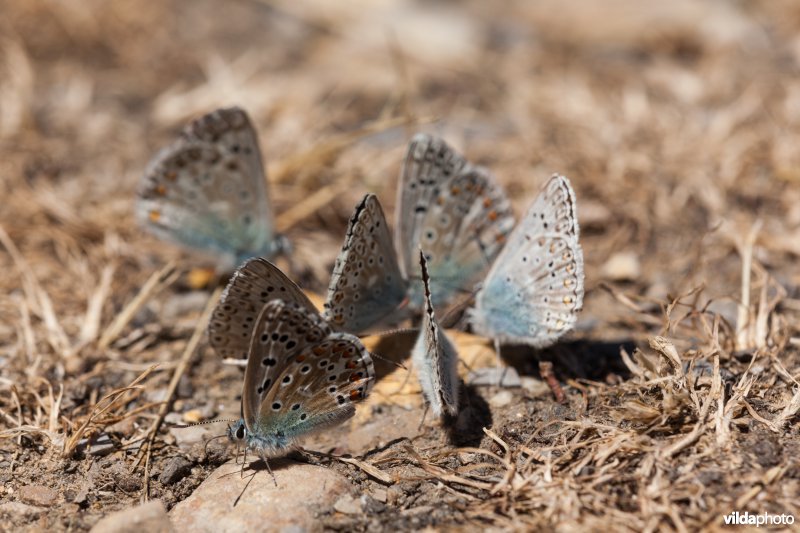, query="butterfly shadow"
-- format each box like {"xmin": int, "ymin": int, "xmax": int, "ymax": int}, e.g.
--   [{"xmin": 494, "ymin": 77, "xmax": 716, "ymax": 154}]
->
[
  {"xmin": 367, "ymin": 329, "xmax": 418, "ymax": 380},
  {"xmin": 499, "ymin": 338, "xmax": 637, "ymax": 383},
  {"xmin": 442, "ymin": 383, "xmax": 492, "ymax": 447}
]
